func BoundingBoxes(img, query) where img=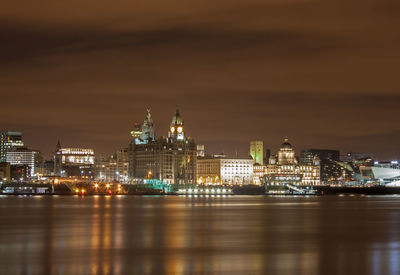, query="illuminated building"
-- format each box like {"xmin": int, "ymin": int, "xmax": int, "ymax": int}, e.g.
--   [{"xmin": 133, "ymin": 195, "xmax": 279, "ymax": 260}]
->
[
  {"xmin": 368, "ymin": 160, "xmax": 400, "ymax": 186},
  {"xmin": 96, "ymin": 148, "xmax": 129, "ymax": 182},
  {"xmin": 6, "ymin": 147, "xmax": 42, "ymax": 177},
  {"xmin": 0, "ymin": 131, "xmax": 24, "ymax": 162},
  {"xmin": 250, "ymin": 141, "xmax": 263, "ymax": 165},
  {"xmin": 128, "ymin": 108, "xmax": 197, "ymax": 184},
  {"xmin": 265, "ymin": 138, "xmax": 320, "ymax": 185},
  {"xmin": 54, "ymin": 140, "xmax": 95, "ymax": 179},
  {"xmin": 301, "ymin": 149, "xmax": 341, "ymax": 183},
  {"xmin": 197, "ymin": 156, "xmax": 254, "ymax": 185},
  {"xmin": 253, "ymin": 164, "xmax": 266, "ymax": 185}
]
